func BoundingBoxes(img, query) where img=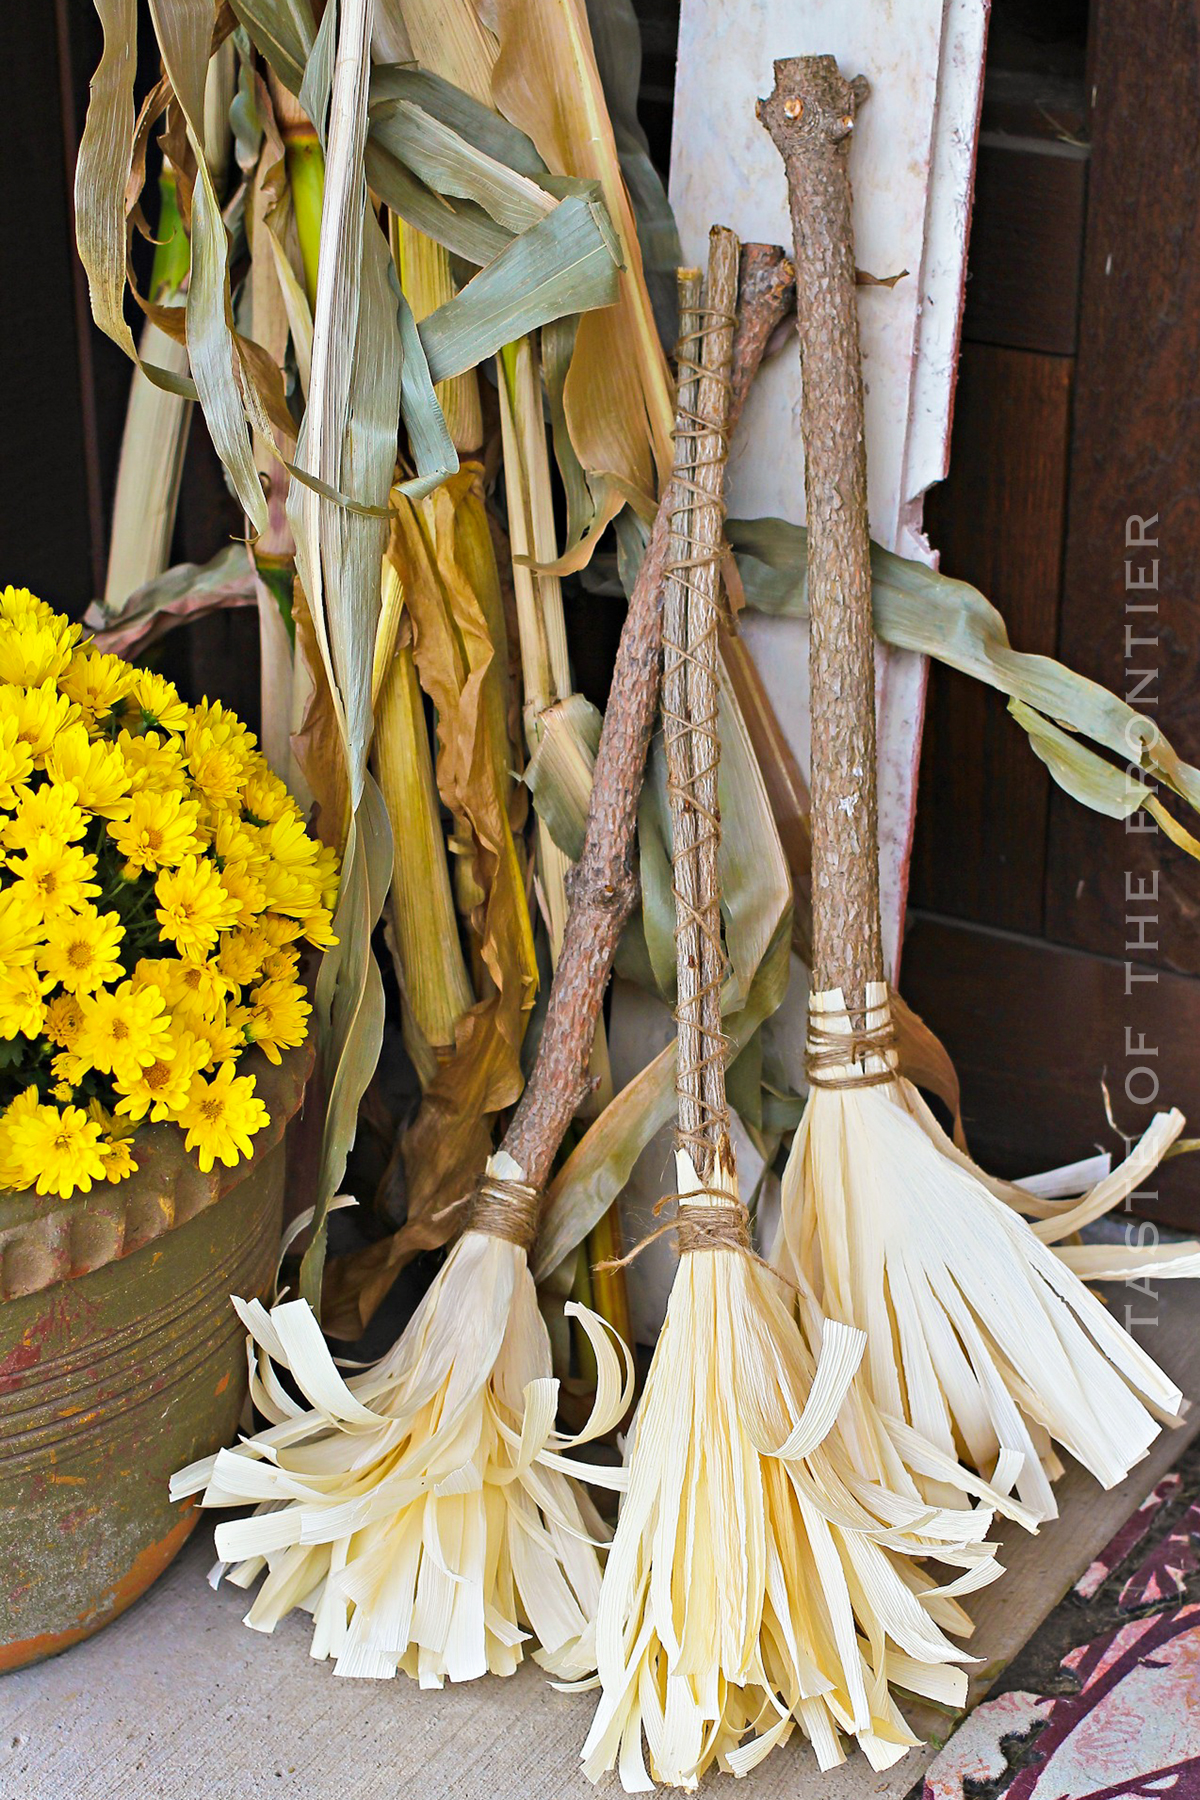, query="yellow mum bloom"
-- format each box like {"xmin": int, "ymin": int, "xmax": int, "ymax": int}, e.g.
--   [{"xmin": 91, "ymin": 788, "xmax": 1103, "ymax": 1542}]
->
[
  {"xmin": 99, "ymin": 1136, "xmax": 139, "ymax": 1183},
  {"xmin": 2, "ymin": 778, "xmax": 87, "ymax": 850},
  {"xmin": 6, "ymin": 1099, "xmax": 108, "ymax": 1198},
  {"xmin": 45, "ymin": 989, "xmax": 85, "ymax": 1046},
  {"xmin": 8, "ymin": 835, "xmax": 101, "ymax": 921},
  {"xmin": 0, "ymin": 715, "xmax": 34, "ymax": 807},
  {"xmin": 186, "ymin": 1005, "xmax": 245, "ymax": 1067},
  {"xmin": 114, "ymin": 1028, "xmax": 206, "ymax": 1123},
  {"xmin": 189, "ymin": 697, "xmax": 257, "ymax": 754},
  {"xmin": 134, "ymin": 953, "xmax": 232, "ymax": 1020},
  {"xmin": 215, "ymin": 924, "xmax": 270, "ymax": 987},
  {"xmin": 246, "ymin": 974, "xmax": 311, "ymax": 1065},
  {"xmin": 0, "ymin": 965, "xmax": 51, "ymax": 1039},
  {"xmin": 0, "ymin": 679, "xmax": 78, "ymax": 762},
  {"xmin": 0, "ymin": 883, "xmax": 44, "ymax": 966},
  {"xmin": 108, "ymin": 788, "xmax": 205, "ymax": 875},
  {"xmin": 117, "ymin": 727, "xmax": 189, "ymax": 793},
  {"xmin": 38, "ymin": 905, "xmax": 125, "ymax": 994},
  {"xmin": 179, "ymin": 1061, "xmax": 269, "ymax": 1173},
  {"xmin": 46, "ymin": 723, "xmax": 132, "ymax": 818},
  {"xmin": 155, "ymin": 854, "xmax": 241, "ymax": 959},
  {"xmin": 77, "ymin": 979, "xmax": 174, "ymax": 1083},
  {"xmin": 0, "ymin": 586, "xmax": 56, "ymax": 626},
  {"xmin": 0, "ymin": 1085, "xmax": 41, "ymax": 1188},
  {"xmin": 61, "ymin": 648, "xmax": 136, "ymax": 726},
  {"xmin": 185, "ymin": 727, "xmax": 246, "ymax": 812},
  {"xmin": 128, "ymin": 670, "xmax": 189, "ymax": 733},
  {"xmin": 240, "ymin": 766, "xmax": 294, "ymax": 824},
  {"xmin": 0, "ymin": 615, "xmax": 78, "ymax": 687}
]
